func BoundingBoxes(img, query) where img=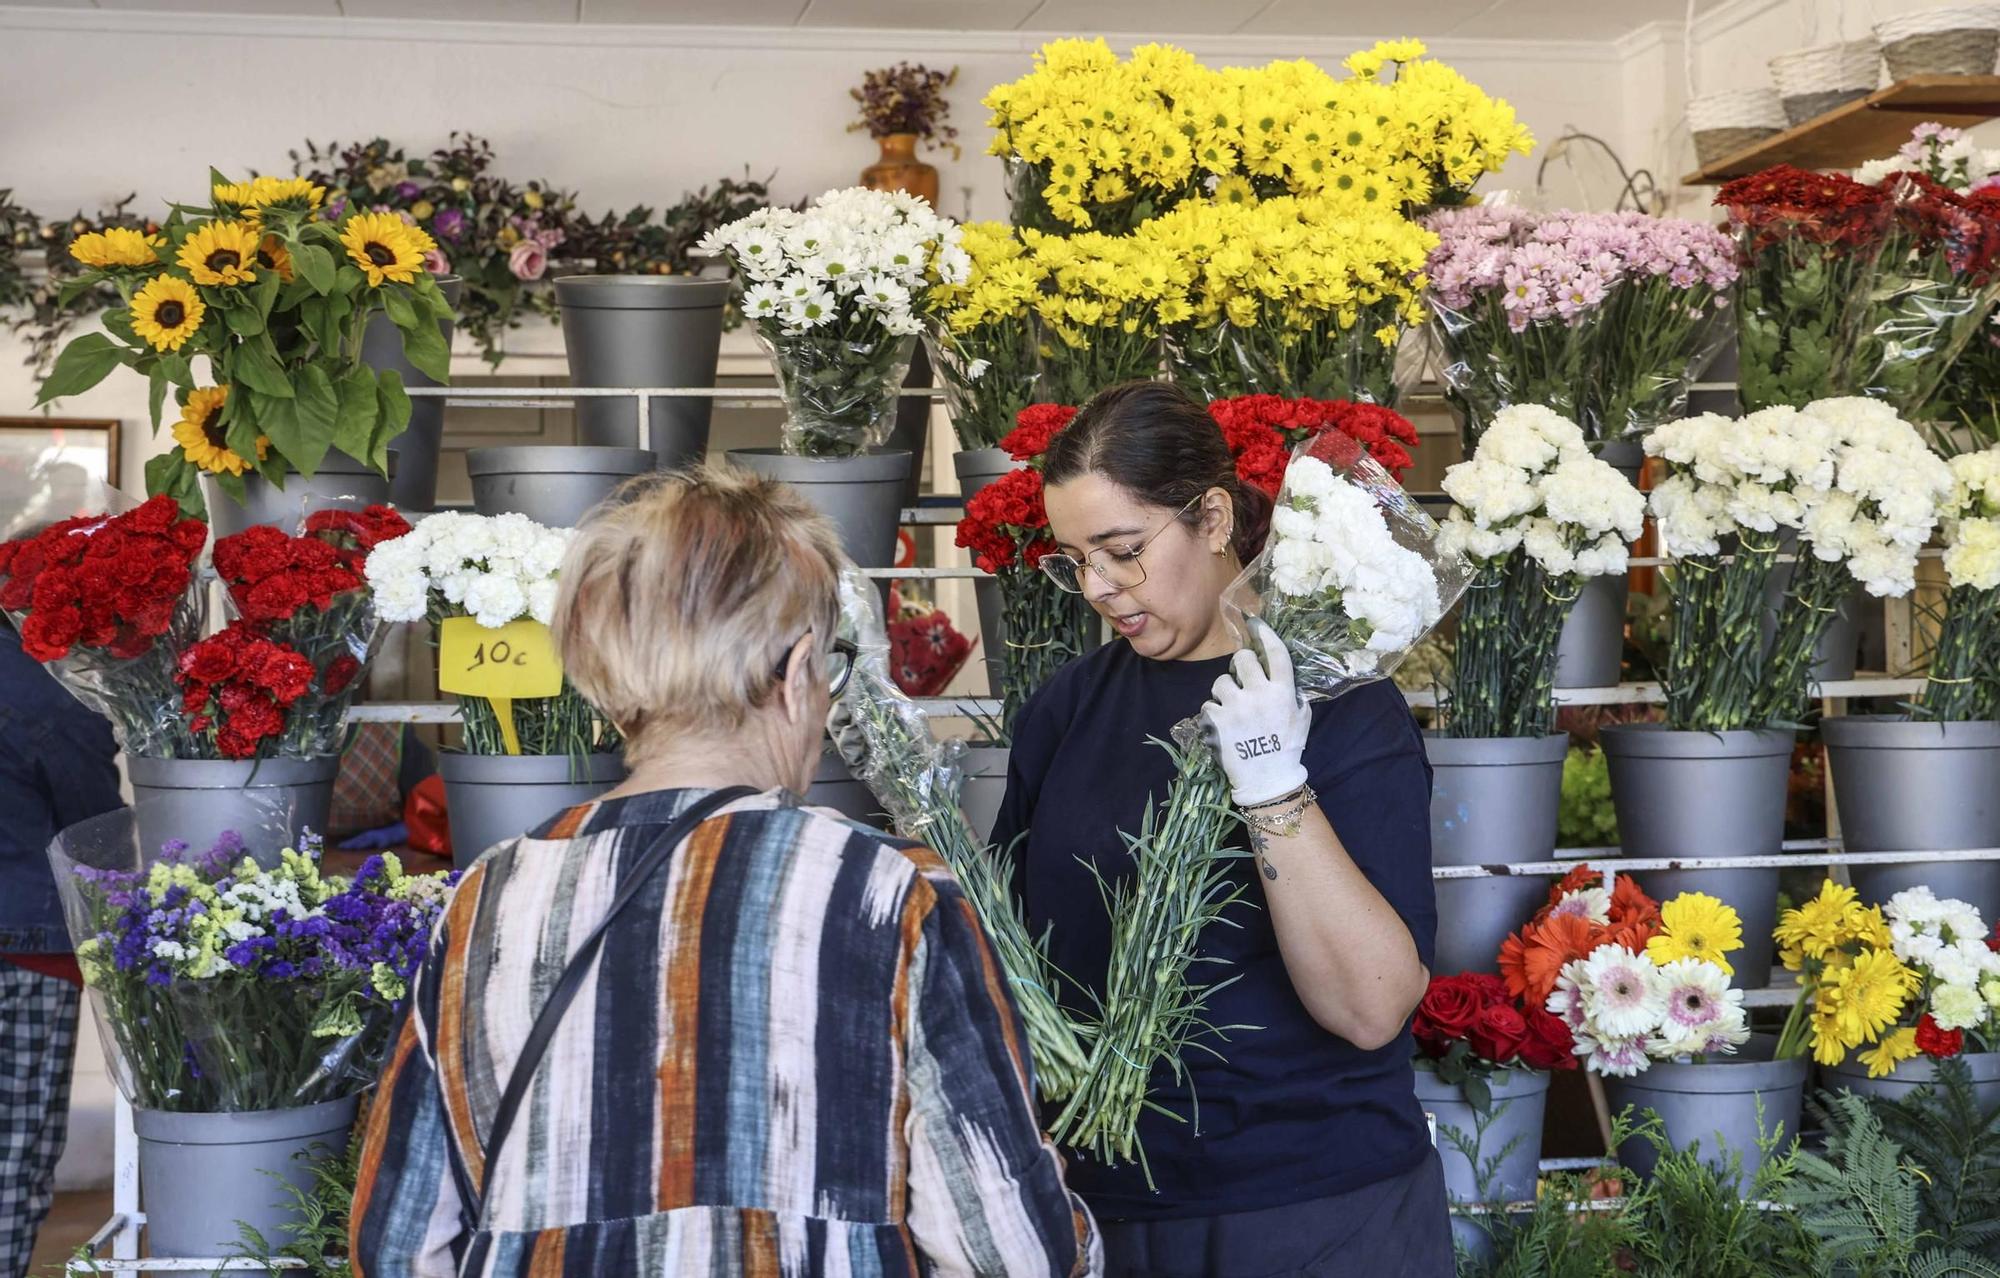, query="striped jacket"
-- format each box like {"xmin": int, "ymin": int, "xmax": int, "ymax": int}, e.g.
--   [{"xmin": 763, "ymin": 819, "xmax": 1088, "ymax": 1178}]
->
[{"xmin": 350, "ymin": 788, "xmax": 1100, "ymax": 1277}]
